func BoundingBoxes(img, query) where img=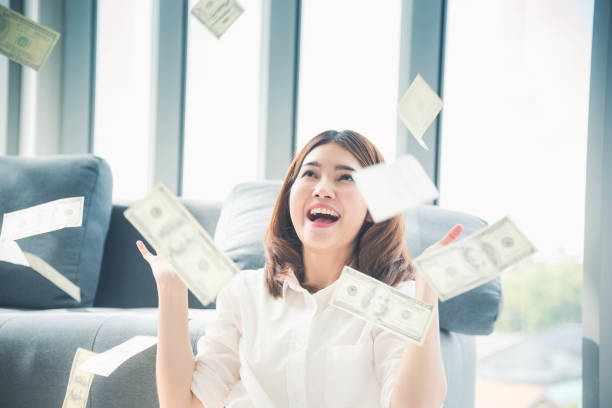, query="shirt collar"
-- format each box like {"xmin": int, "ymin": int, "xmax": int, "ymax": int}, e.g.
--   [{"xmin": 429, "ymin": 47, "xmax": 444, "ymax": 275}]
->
[
  {"xmin": 281, "ymin": 269, "xmax": 340, "ymax": 301},
  {"xmin": 281, "ymin": 269, "xmax": 304, "ymax": 298}
]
